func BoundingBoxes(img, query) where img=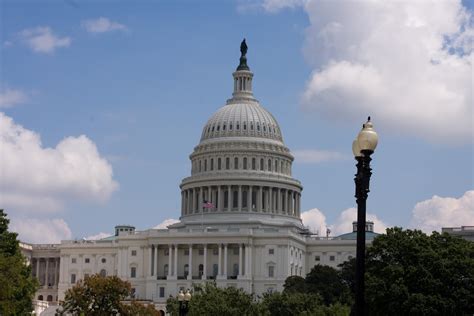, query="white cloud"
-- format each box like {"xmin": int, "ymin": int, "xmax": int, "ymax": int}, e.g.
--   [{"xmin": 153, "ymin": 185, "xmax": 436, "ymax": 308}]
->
[
  {"xmin": 19, "ymin": 26, "xmax": 71, "ymax": 53},
  {"xmin": 262, "ymin": 0, "xmax": 307, "ymax": 13},
  {"xmin": 293, "ymin": 149, "xmax": 346, "ymax": 163},
  {"xmin": 11, "ymin": 217, "xmax": 72, "ymax": 244},
  {"xmin": 264, "ymin": 0, "xmax": 473, "ymax": 143},
  {"xmin": 85, "ymin": 232, "xmax": 112, "ymax": 240},
  {"xmin": 0, "ymin": 88, "xmax": 28, "ymax": 108},
  {"xmin": 301, "ymin": 208, "xmax": 327, "ymax": 234},
  {"xmin": 410, "ymin": 190, "xmax": 474, "ymax": 233},
  {"xmin": 153, "ymin": 218, "xmax": 180, "ymax": 229},
  {"xmin": 82, "ymin": 17, "xmax": 127, "ymax": 33},
  {"xmin": 0, "ymin": 112, "xmax": 118, "ymax": 213},
  {"xmin": 330, "ymin": 207, "xmax": 387, "ymax": 236}
]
